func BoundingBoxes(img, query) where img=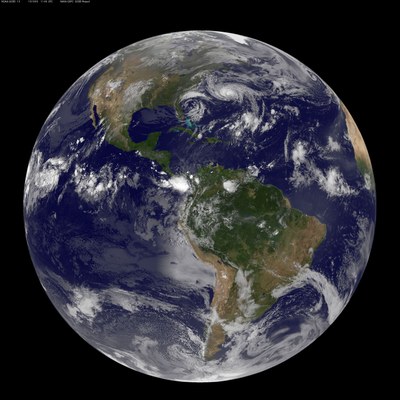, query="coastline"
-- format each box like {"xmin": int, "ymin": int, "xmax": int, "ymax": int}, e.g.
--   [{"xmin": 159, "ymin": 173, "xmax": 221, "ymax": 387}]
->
[{"xmin": 179, "ymin": 221, "xmax": 237, "ymax": 359}]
